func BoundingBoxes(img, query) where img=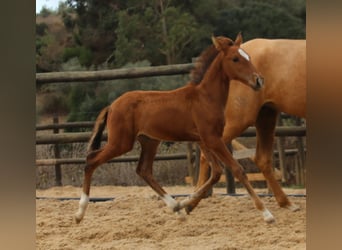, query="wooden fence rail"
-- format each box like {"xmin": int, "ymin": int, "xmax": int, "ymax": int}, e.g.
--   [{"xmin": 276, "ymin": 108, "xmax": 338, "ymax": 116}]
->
[
  {"xmin": 36, "ymin": 121, "xmax": 94, "ymax": 130},
  {"xmin": 36, "ymin": 153, "xmax": 188, "ymax": 166},
  {"xmin": 36, "ymin": 126, "xmax": 305, "ymax": 145},
  {"xmin": 36, "ymin": 148, "xmax": 301, "ymax": 167},
  {"xmin": 36, "ymin": 63, "xmax": 194, "ymax": 84}
]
